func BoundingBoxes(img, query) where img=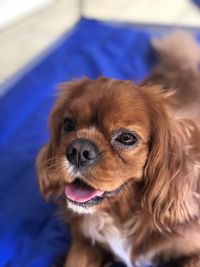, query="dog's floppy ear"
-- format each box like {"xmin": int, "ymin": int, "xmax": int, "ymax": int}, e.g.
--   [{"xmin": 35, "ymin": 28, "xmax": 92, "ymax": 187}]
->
[
  {"xmin": 36, "ymin": 91, "xmax": 67, "ymax": 201},
  {"xmin": 141, "ymin": 86, "xmax": 200, "ymax": 231},
  {"xmin": 36, "ymin": 143, "xmax": 64, "ymax": 201}
]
